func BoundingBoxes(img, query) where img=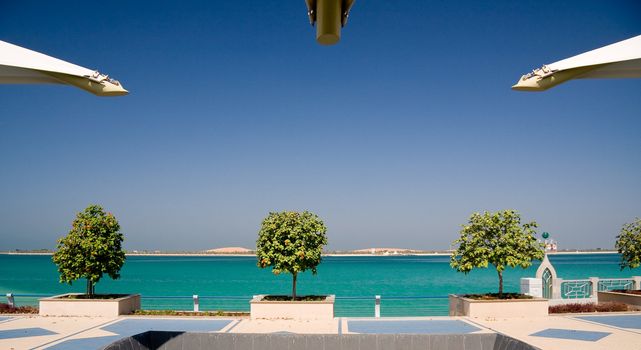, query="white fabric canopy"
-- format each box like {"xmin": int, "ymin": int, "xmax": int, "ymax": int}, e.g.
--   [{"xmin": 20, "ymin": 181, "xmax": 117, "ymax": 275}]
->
[
  {"xmin": 513, "ymin": 34, "xmax": 641, "ymax": 91},
  {"xmin": 0, "ymin": 40, "xmax": 127, "ymax": 96}
]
